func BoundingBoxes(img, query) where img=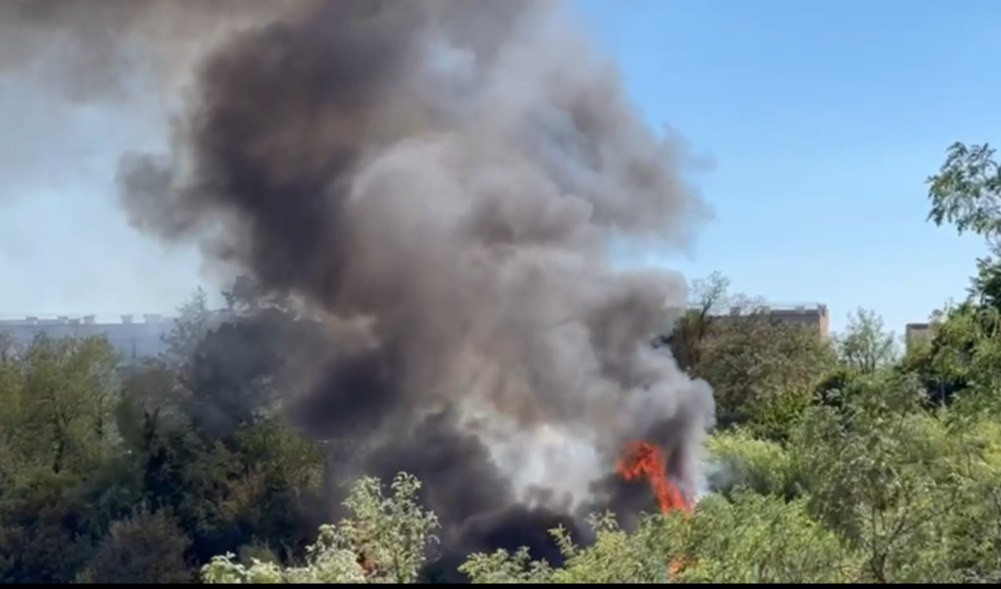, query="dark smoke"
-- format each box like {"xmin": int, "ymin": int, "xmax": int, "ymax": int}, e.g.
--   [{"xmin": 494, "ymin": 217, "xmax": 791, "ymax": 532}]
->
[{"xmin": 3, "ymin": 0, "xmax": 717, "ymax": 569}]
